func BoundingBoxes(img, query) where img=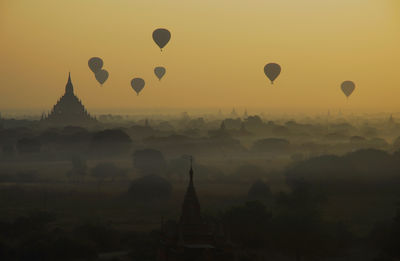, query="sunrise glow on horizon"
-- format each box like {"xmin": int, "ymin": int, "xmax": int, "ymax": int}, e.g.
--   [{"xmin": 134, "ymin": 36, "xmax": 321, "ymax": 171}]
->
[{"xmin": 0, "ymin": 0, "xmax": 399, "ymax": 114}]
